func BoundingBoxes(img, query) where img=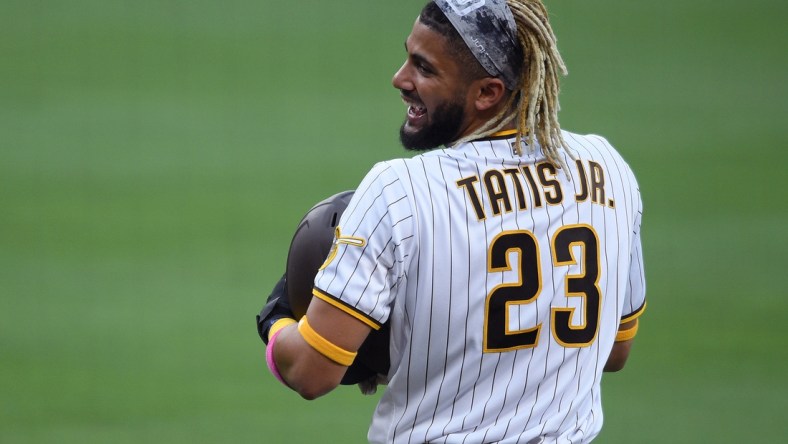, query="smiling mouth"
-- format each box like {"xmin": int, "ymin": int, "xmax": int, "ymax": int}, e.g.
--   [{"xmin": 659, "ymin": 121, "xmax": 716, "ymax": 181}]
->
[
  {"xmin": 408, "ymin": 105, "xmax": 426, "ymax": 119},
  {"xmin": 402, "ymin": 94, "xmax": 427, "ymax": 126}
]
